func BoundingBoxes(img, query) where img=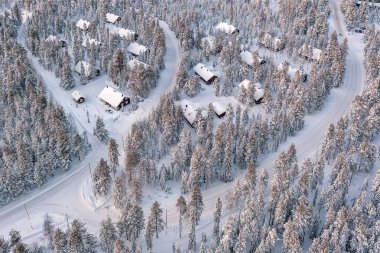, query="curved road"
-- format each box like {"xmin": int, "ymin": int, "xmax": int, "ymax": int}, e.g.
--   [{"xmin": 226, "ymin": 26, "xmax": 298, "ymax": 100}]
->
[
  {"xmin": 0, "ymin": 20, "xmax": 181, "ymax": 241},
  {"xmin": 0, "ymin": 2, "xmax": 365, "ymax": 252}
]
